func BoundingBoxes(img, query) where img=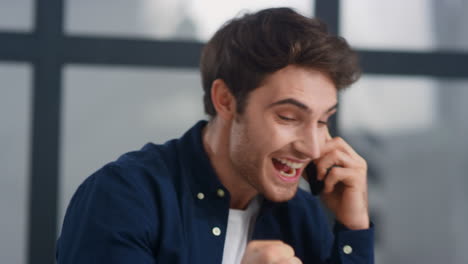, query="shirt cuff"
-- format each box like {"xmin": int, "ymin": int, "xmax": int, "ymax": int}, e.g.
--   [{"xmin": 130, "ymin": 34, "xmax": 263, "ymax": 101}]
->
[{"xmin": 332, "ymin": 221, "xmax": 375, "ymax": 263}]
